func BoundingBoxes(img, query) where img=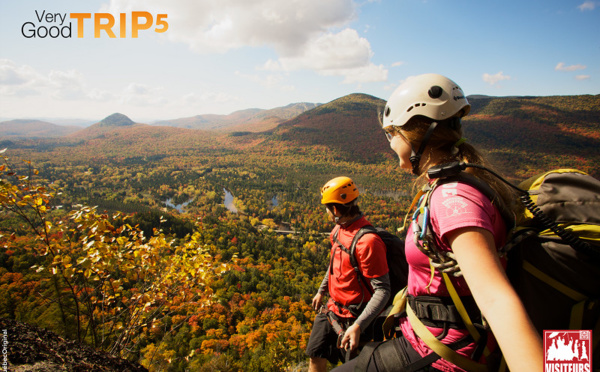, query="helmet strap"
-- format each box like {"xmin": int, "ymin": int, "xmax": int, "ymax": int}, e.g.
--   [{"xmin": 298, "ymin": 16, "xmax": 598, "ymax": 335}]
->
[
  {"xmin": 409, "ymin": 121, "xmax": 438, "ymax": 175},
  {"xmin": 337, "ymin": 212, "xmax": 363, "ymax": 226}
]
